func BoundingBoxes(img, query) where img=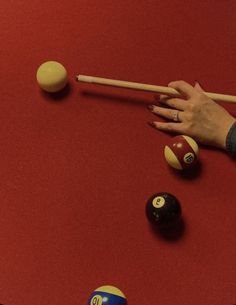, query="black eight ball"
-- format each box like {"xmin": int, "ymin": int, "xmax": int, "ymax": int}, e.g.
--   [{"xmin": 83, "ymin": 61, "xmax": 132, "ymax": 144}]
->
[{"xmin": 146, "ymin": 192, "xmax": 181, "ymax": 226}]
